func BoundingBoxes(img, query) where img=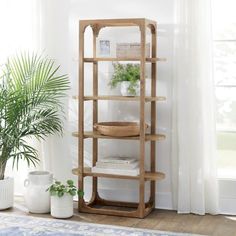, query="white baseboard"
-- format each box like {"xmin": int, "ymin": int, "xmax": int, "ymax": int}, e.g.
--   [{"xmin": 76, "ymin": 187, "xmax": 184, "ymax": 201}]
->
[
  {"xmin": 218, "ymin": 179, "xmax": 236, "ymax": 215},
  {"xmin": 98, "ymin": 188, "xmax": 173, "ymax": 210},
  {"xmin": 18, "ymin": 190, "xmax": 235, "ymax": 214},
  {"xmin": 155, "ymin": 191, "xmax": 173, "ymax": 210},
  {"xmin": 219, "ymin": 198, "xmax": 236, "ymax": 215}
]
